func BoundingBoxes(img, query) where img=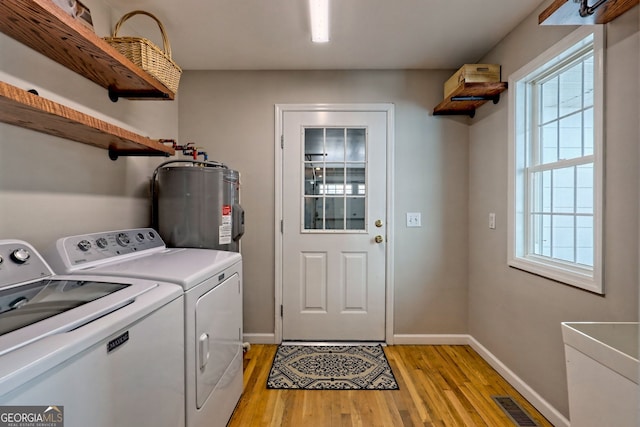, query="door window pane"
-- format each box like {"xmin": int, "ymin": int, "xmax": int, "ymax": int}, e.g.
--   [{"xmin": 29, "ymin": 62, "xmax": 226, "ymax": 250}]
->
[
  {"xmin": 325, "ymin": 197, "xmax": 344, "ymax": 230},
  {"xmin": 346, "ymin": 198, "xmax": 365, "ymax": 230},
  {"xmin": 305, "ymin": 164, "xmax": 322, "ymax": 195},
  {"xmin": 346, "ymin": 165, "xmax": 366, "ymax": 196},
  {"xmin": 303, "ymin": 127, "xmax": 367, "ymax": 231},
  {"xmin": 304, "ymin": 198, "xmax": 323, "ymax": 230},
  {"xmin": 325, "ymin": 164, "xmax": 345, "ymax": 186},
  {"xmin": 325, "ymin": 129, "xmax": 345, "ymax": 162},
  {"xmin": 304, "ymin": 128, "xmax": 324, "ymax": 157},
  {"xmin": 346, "ymin": 129, "xmax": 366, "ymax": 162}
]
